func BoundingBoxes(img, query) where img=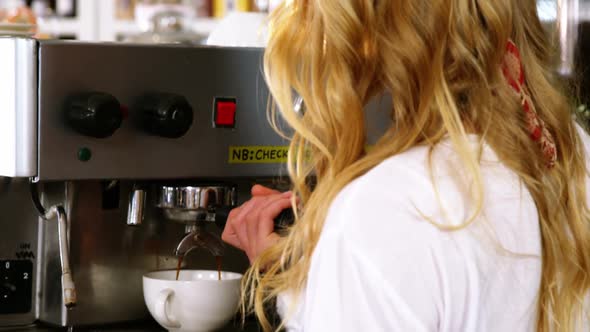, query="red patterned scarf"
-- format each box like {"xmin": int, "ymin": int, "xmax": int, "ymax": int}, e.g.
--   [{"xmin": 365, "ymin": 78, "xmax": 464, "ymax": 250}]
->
[{"xmin": 501, "ymin": 40, "xmax": 557, "ymax": 168}]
